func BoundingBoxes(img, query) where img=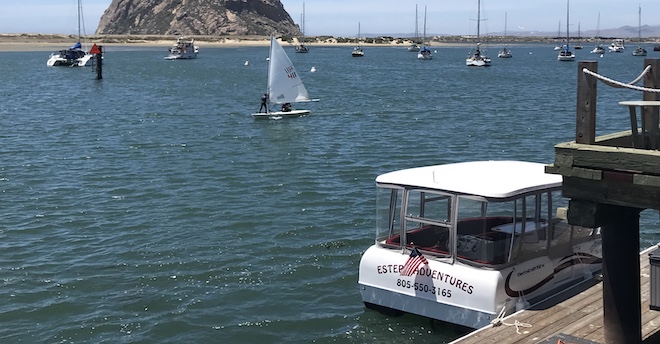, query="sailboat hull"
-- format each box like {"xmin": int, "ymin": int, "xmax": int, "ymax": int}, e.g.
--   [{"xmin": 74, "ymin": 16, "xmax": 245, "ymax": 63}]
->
[{"xmin": 252, "ymin": 109, "xmax": 311, "ymax": 119}]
